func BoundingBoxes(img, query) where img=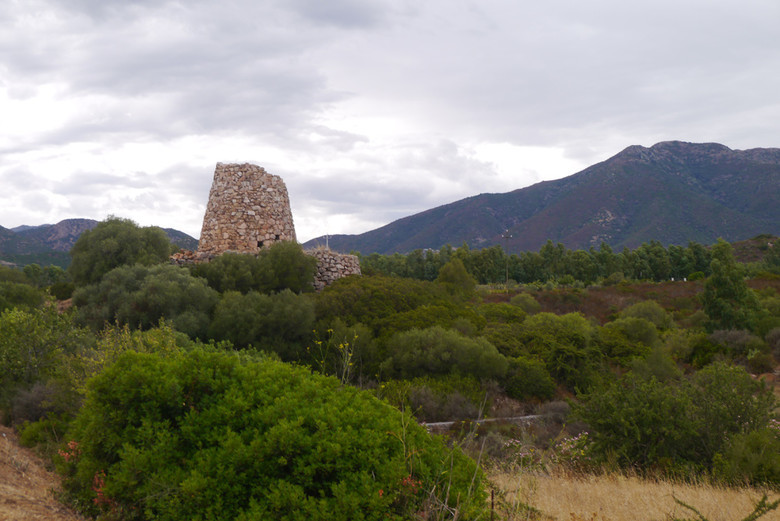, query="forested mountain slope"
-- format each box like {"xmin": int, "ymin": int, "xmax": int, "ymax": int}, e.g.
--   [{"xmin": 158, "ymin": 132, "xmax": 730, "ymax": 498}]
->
[{"xmin": 306, "ymin": 141, "xmax": 780, "ymax": 254}]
